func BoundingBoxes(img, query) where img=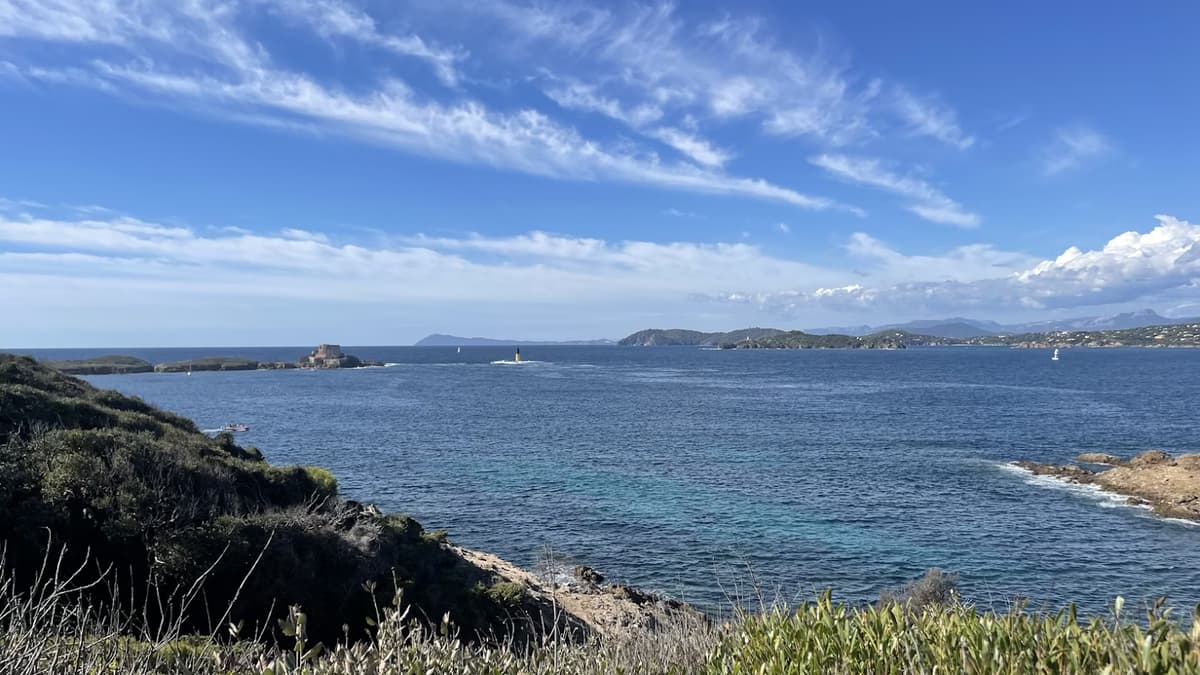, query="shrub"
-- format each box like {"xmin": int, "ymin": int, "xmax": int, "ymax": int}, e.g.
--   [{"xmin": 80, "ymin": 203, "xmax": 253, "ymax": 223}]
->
[
  {"xmin": 878, "ymin": 567, "xmax": 960, "ymax": 610},
  {"xmin": 303, "ymin": 466, "xmax": 340, "ymax": 499},
  {"xmin": 480, "ymin": 581, "xmax": 526, "ymax": 608}
]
